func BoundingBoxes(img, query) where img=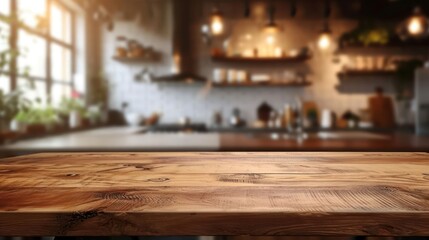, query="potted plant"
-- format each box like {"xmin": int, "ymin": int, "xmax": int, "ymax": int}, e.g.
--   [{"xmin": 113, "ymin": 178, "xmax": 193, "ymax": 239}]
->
[
  {"xmin": 12, "ymin": 110, "xmax": 29, "ymax": 133},
  {"xmin": 89, "ymin": 74, "xmax": 110, "ymax": 124},
  {"xmin": 0, "ymin": 90, "xmax": 31, "ymax": 133},
  {"xmin": 339, "ymin": 21, "xmax": 391, "ymax": 47},
  {"xmin": 23, "ymin": 109, "xmax": 46, "ymax": 135},
  {"xmin": 85, "ymin": 105, "xmax": 102, "ymax": 126},
  {"xmin": 59, "ymin": 93, "xmax": 86, "ymax": 129},
  {"xmin": 40, "ymin": 106, "xmax": 60, "ymax": 132}
]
